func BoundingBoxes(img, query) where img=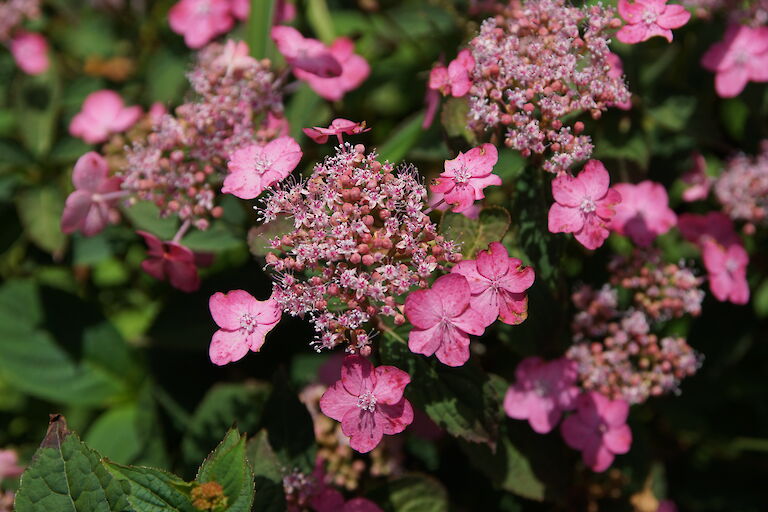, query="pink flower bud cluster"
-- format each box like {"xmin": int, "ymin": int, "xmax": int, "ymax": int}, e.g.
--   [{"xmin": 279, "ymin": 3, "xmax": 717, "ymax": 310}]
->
[
  {"xmin": 465, "ymin": 0, "xmax": 630, "ymax": 173},
  {"xmin": 256, "ymin": 143, "xmax": 461, "ymax": 353},
  {"xmin": 714, "ymin": 140, "xmax": 768, "ymax": 227},
  {"xmin": 0, "ymin": 0, "xmax": 39, "ymax": 41}
]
